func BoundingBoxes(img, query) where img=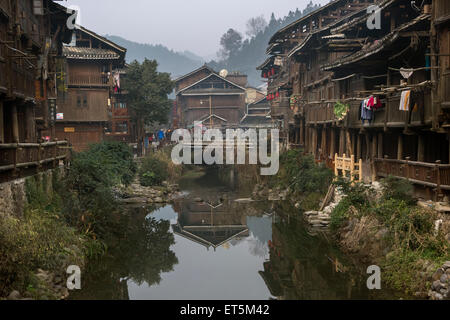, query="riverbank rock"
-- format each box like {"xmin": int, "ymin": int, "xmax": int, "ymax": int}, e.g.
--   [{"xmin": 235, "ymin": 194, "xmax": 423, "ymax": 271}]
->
[
  {"xmin": 428, "ymin": 261, "xmax": 450, "ymax": 300},
  {"xmin": 7, "ymin": 290, "xmax": 21, "ymax": 300},
  {"xmin": 116, "ymin": 179, "xmax": 182, "ymax": 205},
  {"xmin": 303, "ymin": 187, "xmax": 345, "ymax": 228}
]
